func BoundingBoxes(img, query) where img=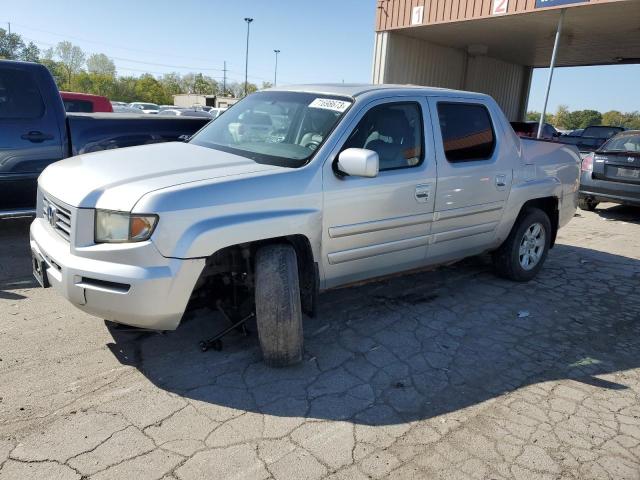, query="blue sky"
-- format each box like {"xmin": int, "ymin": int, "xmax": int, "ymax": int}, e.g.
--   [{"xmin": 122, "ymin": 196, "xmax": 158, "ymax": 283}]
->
[{"xmin": 3, "ymin": 0, "xmax": 639, "ymax": 113}]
